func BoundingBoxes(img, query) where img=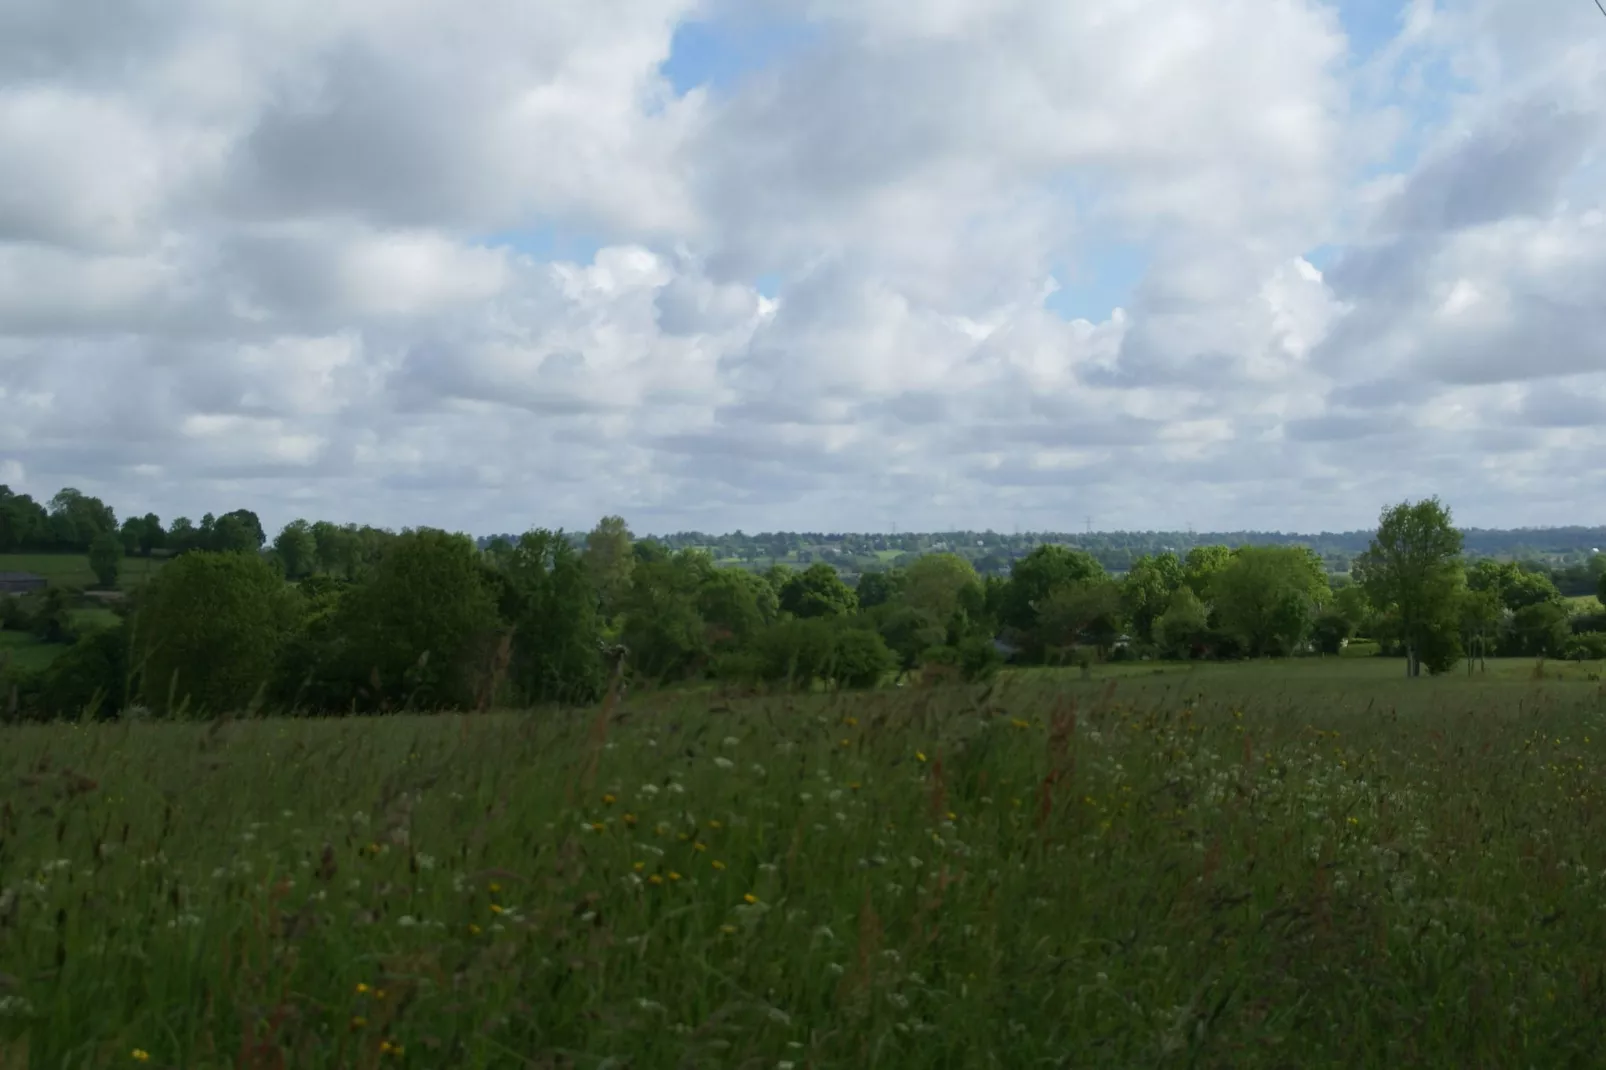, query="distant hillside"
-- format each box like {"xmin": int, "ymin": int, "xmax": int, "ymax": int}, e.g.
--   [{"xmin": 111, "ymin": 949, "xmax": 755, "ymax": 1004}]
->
[{"xmin": 477, "ymin": 526, "xmax": 1606, "ymax": 578}]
